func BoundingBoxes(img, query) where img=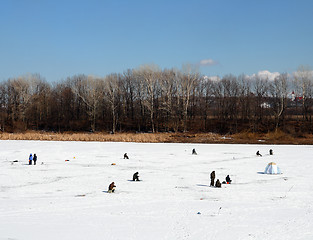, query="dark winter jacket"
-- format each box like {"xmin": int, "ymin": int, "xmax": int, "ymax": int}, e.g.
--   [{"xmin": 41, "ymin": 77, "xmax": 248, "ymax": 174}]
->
[
  {"xmin": 215, "ymin": 179, "xmax": 221, "ymax": 188},
  {"xmin": 108, "ymin": 182, "xmax": 116, "ymax": 191},
  {"xmin": 226, "ymin": 175, "xmax": 231, "ymax": 183},
  {"xmin": 210, "ymin": 171, "xmax": 215, "ymax": 180},
  {"xmin": 33, "ymin": 154, "xmax": 37, "ymax": 161},
  {"xmin": 133, "ymin": 172, "xmax": 139, "ymax": 181}
]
